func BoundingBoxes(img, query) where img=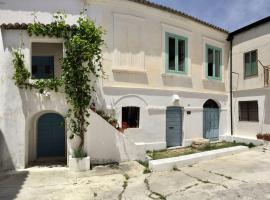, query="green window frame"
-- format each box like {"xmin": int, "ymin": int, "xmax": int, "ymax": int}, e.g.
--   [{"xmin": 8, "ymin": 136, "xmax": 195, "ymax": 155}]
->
[
  {"xmin": 244, "ymin": 50, "xmax": 258, "ymax": 78},
  {"xmin": 206, "ymin": 44, "xmax": 222, "ymax": 80},
  {"xmin": 165, "ymin": 32, "xmax": 188, "ymax": 74}
]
